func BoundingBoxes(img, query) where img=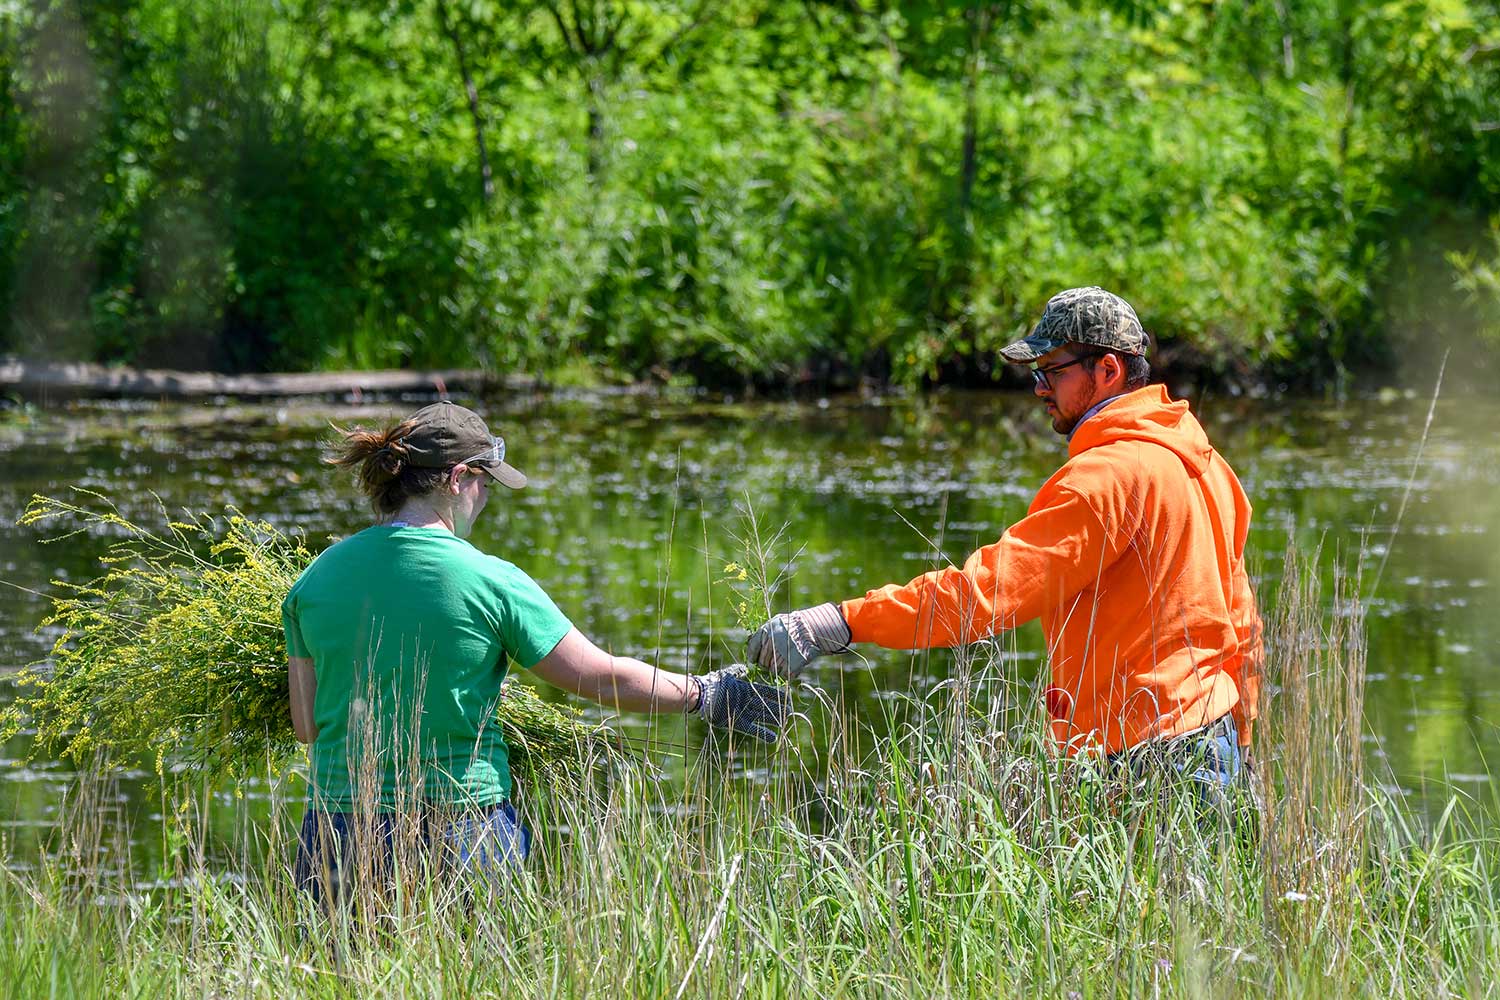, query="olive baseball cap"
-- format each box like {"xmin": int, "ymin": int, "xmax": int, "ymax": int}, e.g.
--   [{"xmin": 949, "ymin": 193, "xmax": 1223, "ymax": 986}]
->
[
  {"xmin": 1000, "ymin": 286, "xmax": 1150, "ymax": 363},
  {"xmin": 403, "ymin": 400, "xmax": 527, "ymax": 489}
]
